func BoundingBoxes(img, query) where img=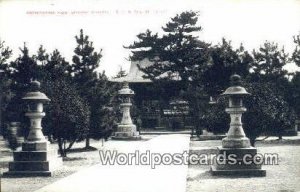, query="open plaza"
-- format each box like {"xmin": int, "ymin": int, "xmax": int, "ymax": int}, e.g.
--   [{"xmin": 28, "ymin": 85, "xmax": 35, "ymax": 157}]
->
[
  {"xmin": 1, "ymin": 1, "xmax": 300, "ymax": 191},
  {"xmin": 1, "ymin": 134, "xmax": 300, "ymax": 192}
]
